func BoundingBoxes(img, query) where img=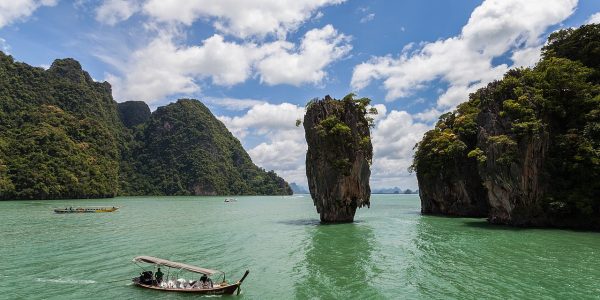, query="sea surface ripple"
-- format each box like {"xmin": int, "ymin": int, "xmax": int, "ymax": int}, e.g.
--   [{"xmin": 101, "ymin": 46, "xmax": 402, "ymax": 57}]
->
[{"xmin": 1, "ymin": 195, "xmax": 599, "ymax": 299}]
